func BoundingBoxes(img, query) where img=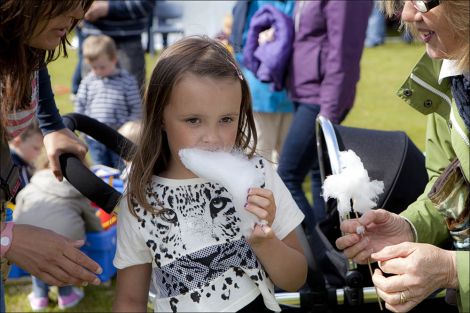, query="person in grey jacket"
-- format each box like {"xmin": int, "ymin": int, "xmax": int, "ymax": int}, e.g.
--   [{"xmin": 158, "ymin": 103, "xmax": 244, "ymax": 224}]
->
[
  {"xmin": 277, "ymin": 0, "xmax": 372, "ymax": 233},
  {"xmin": 14, "ymin": 166, "xmax": 102, "ymax": 310}
]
